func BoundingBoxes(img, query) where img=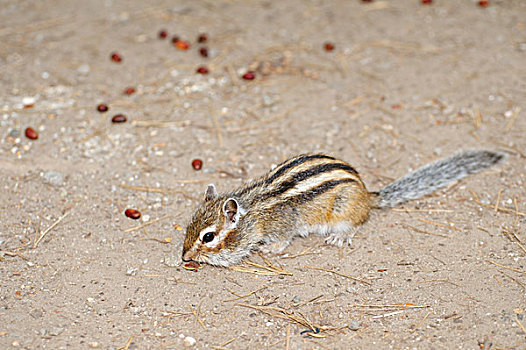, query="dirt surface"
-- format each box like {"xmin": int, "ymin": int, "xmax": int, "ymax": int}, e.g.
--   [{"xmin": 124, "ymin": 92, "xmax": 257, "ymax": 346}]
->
[{"xmin": 1, "ymin": 0, "xmax": 525, "ymax": 349}]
